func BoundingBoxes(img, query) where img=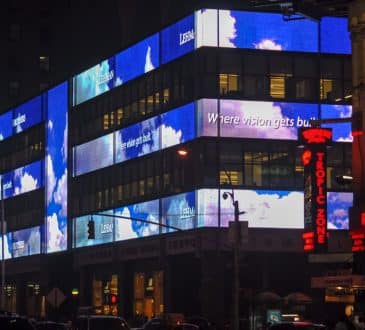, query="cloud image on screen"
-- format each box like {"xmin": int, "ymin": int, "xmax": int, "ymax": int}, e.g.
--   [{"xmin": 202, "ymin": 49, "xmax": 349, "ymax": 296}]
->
[
  {"xmin": 219, "ymin": 10, "xmax": 318, "ymax": 53},
  {"xmin": 327, "ymin": 192, "xmax": 353, "ymax": 230},
  {"xmin": 115, "ymin": 199, "xmax": 160, "ymax": 240},
  {"xmin": 13, "ymin": 160, "xmax": 42, "ymax": 196},
  {"xmin": 162, "ymin": 191, "xmax": 196, "ymax": 232},
  {"xmin": 0, "ymin": 234, "xmax": 12, "ymax": 259},
  {"xmin": 46, "ymin": 82, "xmax": 68, "ymax": 253},
  {"xmin": 160, "ymin": 103, "xmax": 195, "ymax": 148},
  {"xmin": 201, "ymin": 99, "xmax": 318, "ymax": 140},
  {"xmin": 1, "ymin": 172, "xmax": 14, "ymax": 199},
  {"xmin": 12, "ymin": 226, "xmax": 41, "ymax": 258},
  {"xmin": 220, "ymin": 189, "xmax": 304, "ymax": 228},
  {"xmin": 197, "ymin": 189, "xmax": 219, "ymax": 227},
  {"xmin": 196, "ymin": 9, "xmax": 218, "ymax": 48},
  {"xmin": 115, "ymin": 34, "xmax": 159, "ymax": 87},
  {"xmin": 321, "ymin": 104, "xmax": 352, "ymax": 142},
  {"xmin": 115, "ymin": 116, "xmax": 160, "ymax": 163}
]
